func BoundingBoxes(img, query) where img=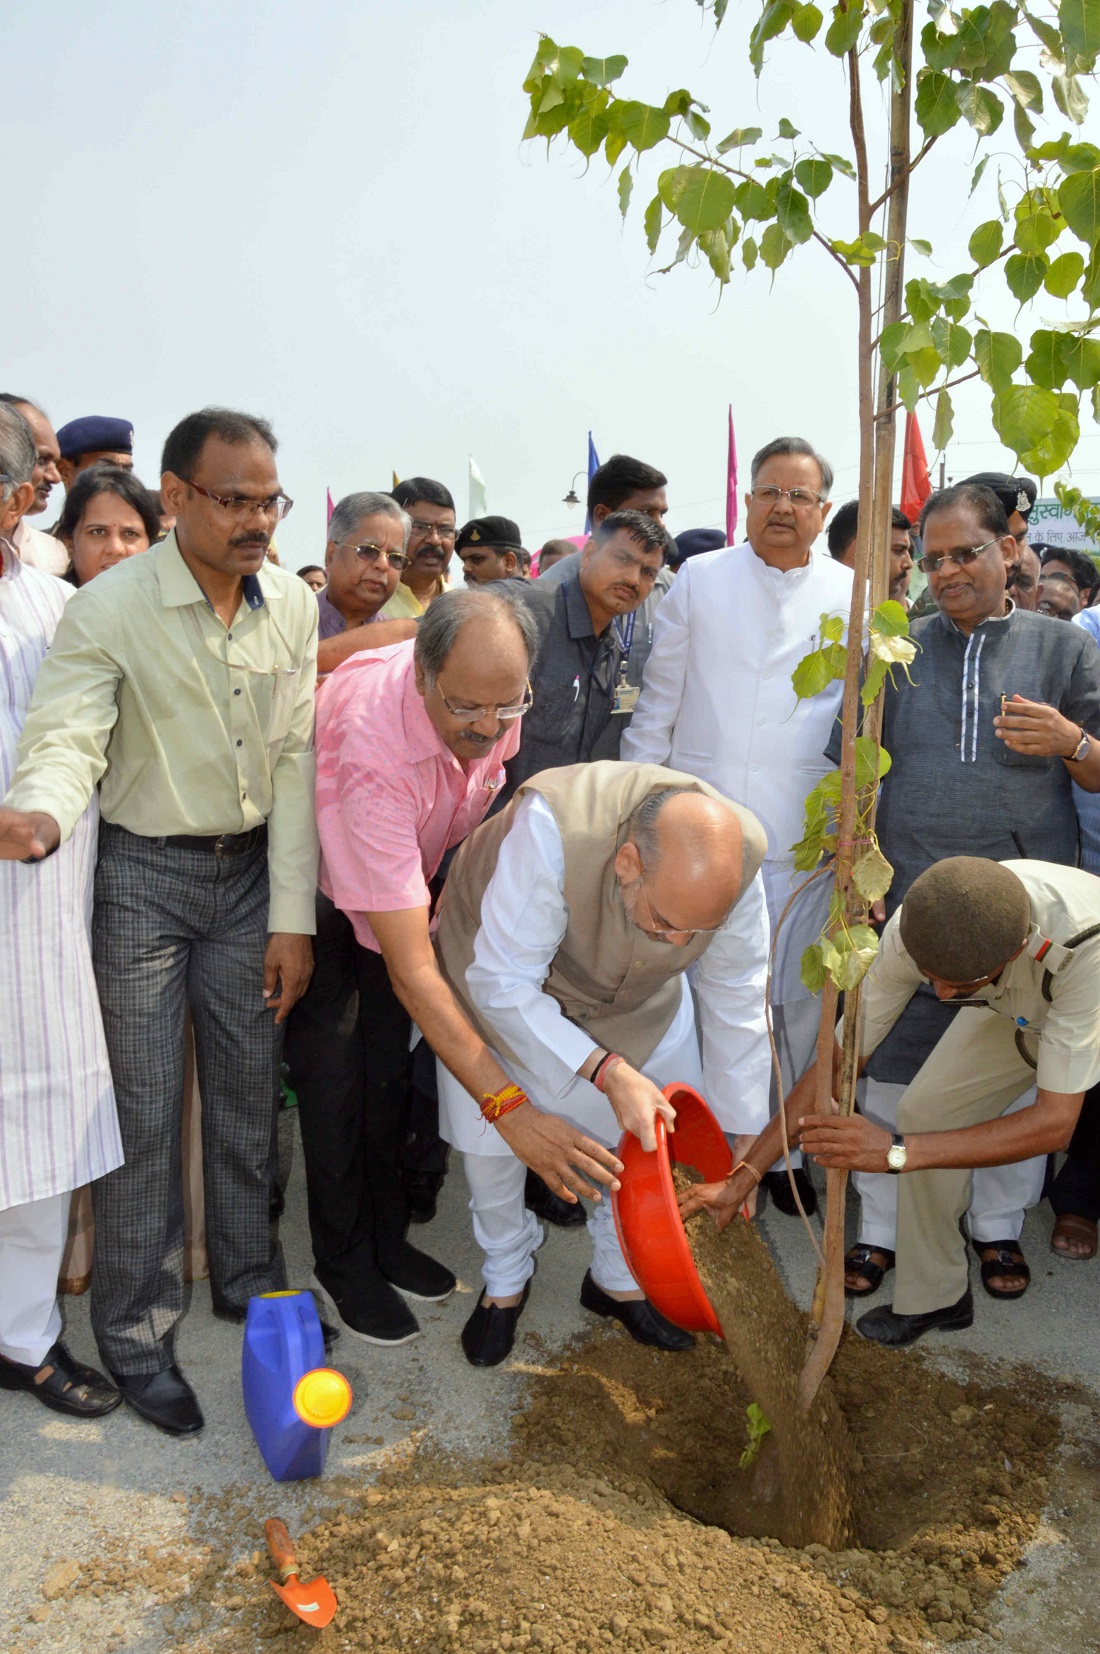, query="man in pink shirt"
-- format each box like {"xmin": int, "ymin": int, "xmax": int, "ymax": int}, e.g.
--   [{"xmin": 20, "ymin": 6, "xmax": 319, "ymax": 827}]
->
[{"xmin": 287, "ymin": 588, "xmax": 623, "ymax": 1348}]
